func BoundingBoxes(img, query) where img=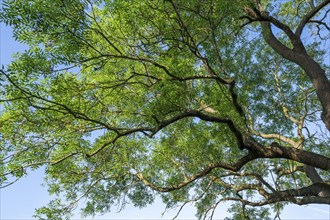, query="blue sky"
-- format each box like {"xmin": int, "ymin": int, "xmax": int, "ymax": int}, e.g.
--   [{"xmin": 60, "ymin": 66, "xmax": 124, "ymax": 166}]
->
[{"xmin": 0, "ymin": 19, "xmax": 329, "ymax": 220}]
